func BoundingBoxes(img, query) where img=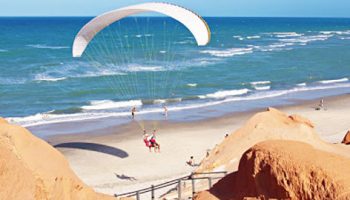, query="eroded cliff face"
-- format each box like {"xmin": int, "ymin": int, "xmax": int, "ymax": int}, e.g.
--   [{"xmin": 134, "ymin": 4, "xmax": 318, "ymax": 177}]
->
[
  {"xmin": 197, "ymin": 108, "xmax": 338, "ymax": 173},
  {"xmin": 342, "ymin": 130, "xmax": 350, "ymax": 144},
  {"xmin": 0, "ymin": 118, "xmax": 114, "ymax": 200},
  {"xmin": 195, "ymin": 140, "xmax": 350, "ymax": 200}
]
